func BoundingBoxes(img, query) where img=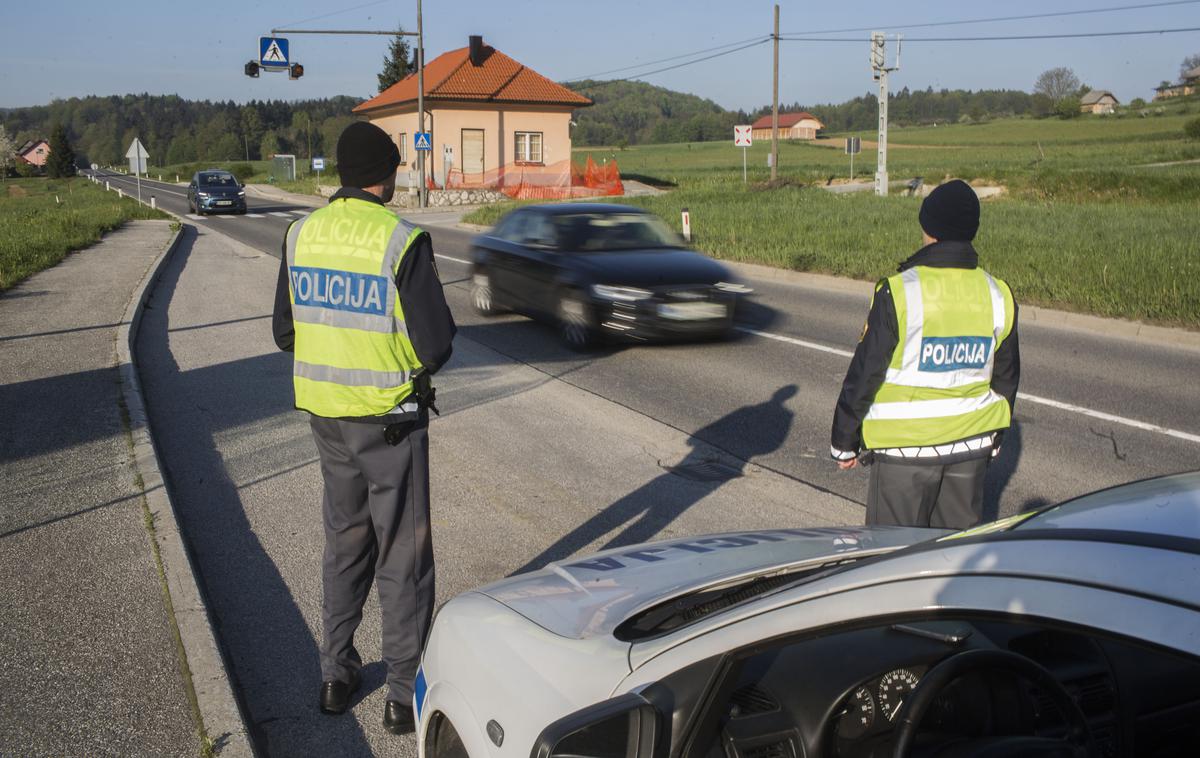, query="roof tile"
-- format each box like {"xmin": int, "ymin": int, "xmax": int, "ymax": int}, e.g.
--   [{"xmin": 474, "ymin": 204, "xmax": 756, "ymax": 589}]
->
[{"xmin": 355, "ymin": 44, "xmax": 590, "ymax": 113}]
